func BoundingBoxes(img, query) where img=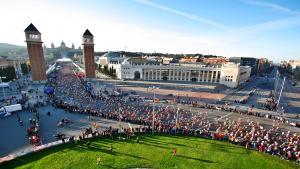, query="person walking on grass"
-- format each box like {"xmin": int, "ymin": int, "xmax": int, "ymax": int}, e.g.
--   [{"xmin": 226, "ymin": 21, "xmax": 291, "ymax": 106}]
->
[
  {"xmin": 173, "ymin": 148, "xmax": 177, "ymax": 156},
  {"xmin": 96, "ymin": 156, "xmax": 102, "ymax": 165}
]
